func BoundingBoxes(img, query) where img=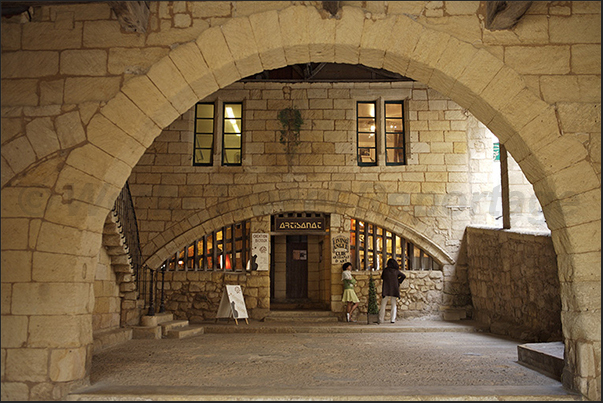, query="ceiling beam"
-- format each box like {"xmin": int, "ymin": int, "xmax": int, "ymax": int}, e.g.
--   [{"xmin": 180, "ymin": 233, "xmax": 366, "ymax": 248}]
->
[{"xmin": 485, "ymin": 1, "xmax": 533, "ymax": 30}]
